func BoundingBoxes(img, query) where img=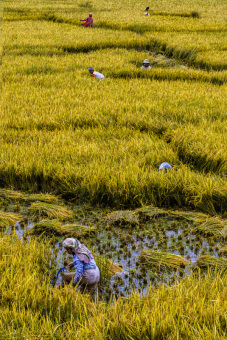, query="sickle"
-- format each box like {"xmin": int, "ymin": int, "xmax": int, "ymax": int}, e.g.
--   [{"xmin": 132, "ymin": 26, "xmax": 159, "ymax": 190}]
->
[{"xmin": 56, "ymin": 267, "xmax": 66, "ymax": 279}]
